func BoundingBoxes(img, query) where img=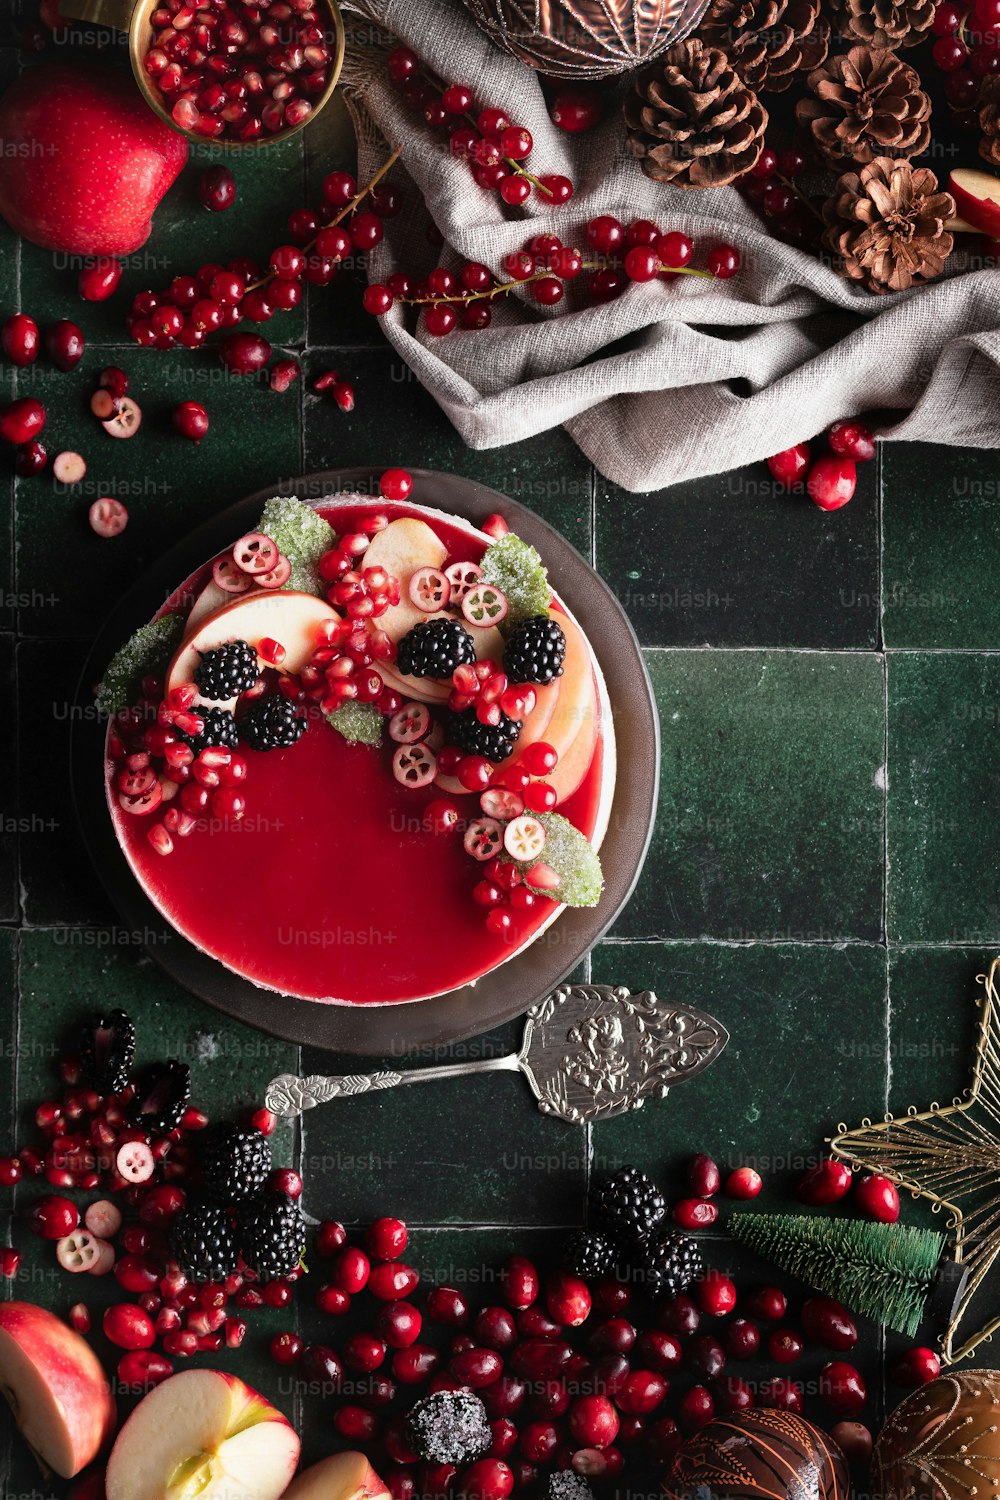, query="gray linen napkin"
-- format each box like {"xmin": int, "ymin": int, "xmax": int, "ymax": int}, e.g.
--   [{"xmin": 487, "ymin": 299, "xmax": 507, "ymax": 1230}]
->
[{"xmin": 341, "ymin": 0, "xmax": 1000, "ymax": 492}]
